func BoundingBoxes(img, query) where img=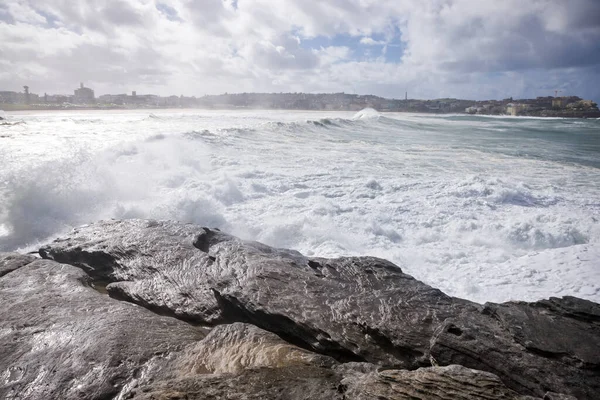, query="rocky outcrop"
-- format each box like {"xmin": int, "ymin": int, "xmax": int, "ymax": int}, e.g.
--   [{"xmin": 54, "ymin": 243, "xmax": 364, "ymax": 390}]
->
[
  {"xmin": 0, "ymin": 257, "xmax": 206, "ymax": 400},
  {"xmin": 128, "ymin": 323, "xmax": 536, "ymax": 400},
  {"xmin": 172, "ymin": 323, "xmax": 336, "ymax": 375},
  {"xmin": 39, "ymin": 219, "xmax": 477, "ymax": 368},
  {"xmin": 339, "ymin": 364, "xmax": 539, "ymax": 400},
  {"xmin": 0, "ymin": 252, "xmax": 37, "ymax": 277},
  {"xmin": 39, "ymin": 220, "xmax": 222, "ymax": 324},
  {"xmin": 430, "ymin": 298, "xmax": 600, "ymax": 398},
  {"xmin": 1, "ymin": 219, "xmax": 597, "ymax": 399}
]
